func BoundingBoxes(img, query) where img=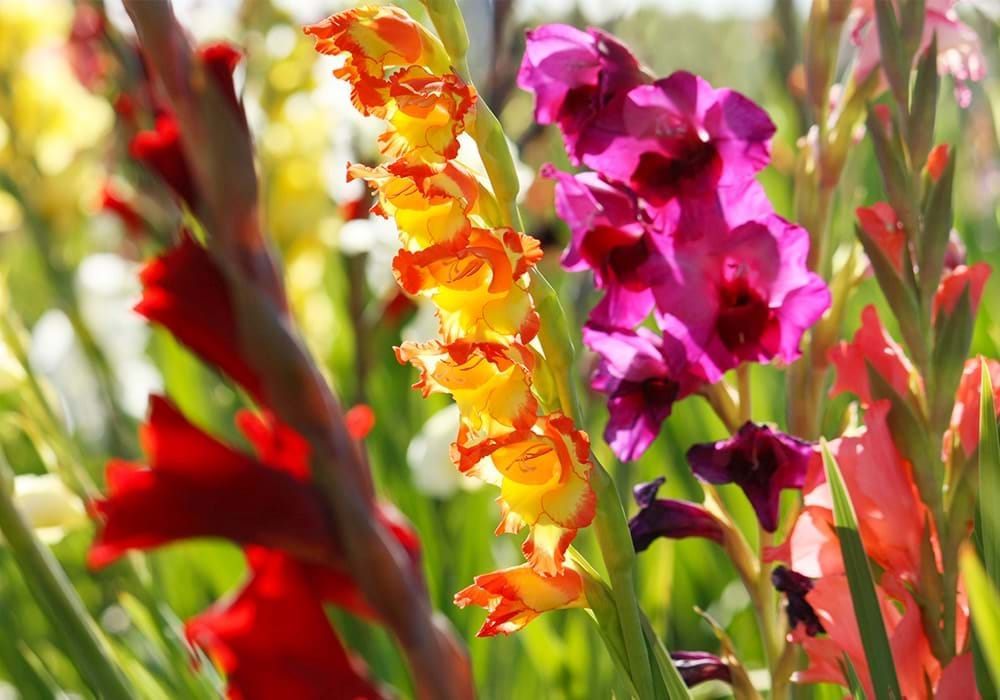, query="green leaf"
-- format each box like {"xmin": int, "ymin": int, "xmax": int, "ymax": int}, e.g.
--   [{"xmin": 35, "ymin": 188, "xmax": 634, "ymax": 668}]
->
[
  {"xmin": 873, "ymin": 0, "xmax": 909, "ymax": 116},
  {"xmin": 978, "ymin": 361, "xmax": 1000, "ymax": 579},
  {"xmin": 866, "ymin": 367, "xmax": 946, "ymax": 557},
  {"xmin": 854, "ymin": 224, "xmax": 926, "ymax": 374},
  {"xmin": 866, "ymin": 107, "xmax": 919, "ymax": 248},
  {"xmin": 962, "ymin": 547, "xmax": 1000, "ymax": 693},
  {"xmin": 918, "ymin": 138, "xmax": 954, "ymax": 302},
  {"xmin": 899, "ymin": 0, "xmax": 926, "ymax": 73},
  {"xmin": 821, "ymin": 441, "xmax": 902, "ymax": 700},
  {"xmin": 930, "ymin": 286, "xmax": 974, "ymax": 433},
  {"xmin": 908, "ymin": 34, "xmax": 939, "ymax": 173},
  {"xmin": 842, "ymin": 654, "xmax": 869, "ymax": 700},
  {"xmin": 639, "ymin": 612, "xmax": 693, "ymax": 700}
]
